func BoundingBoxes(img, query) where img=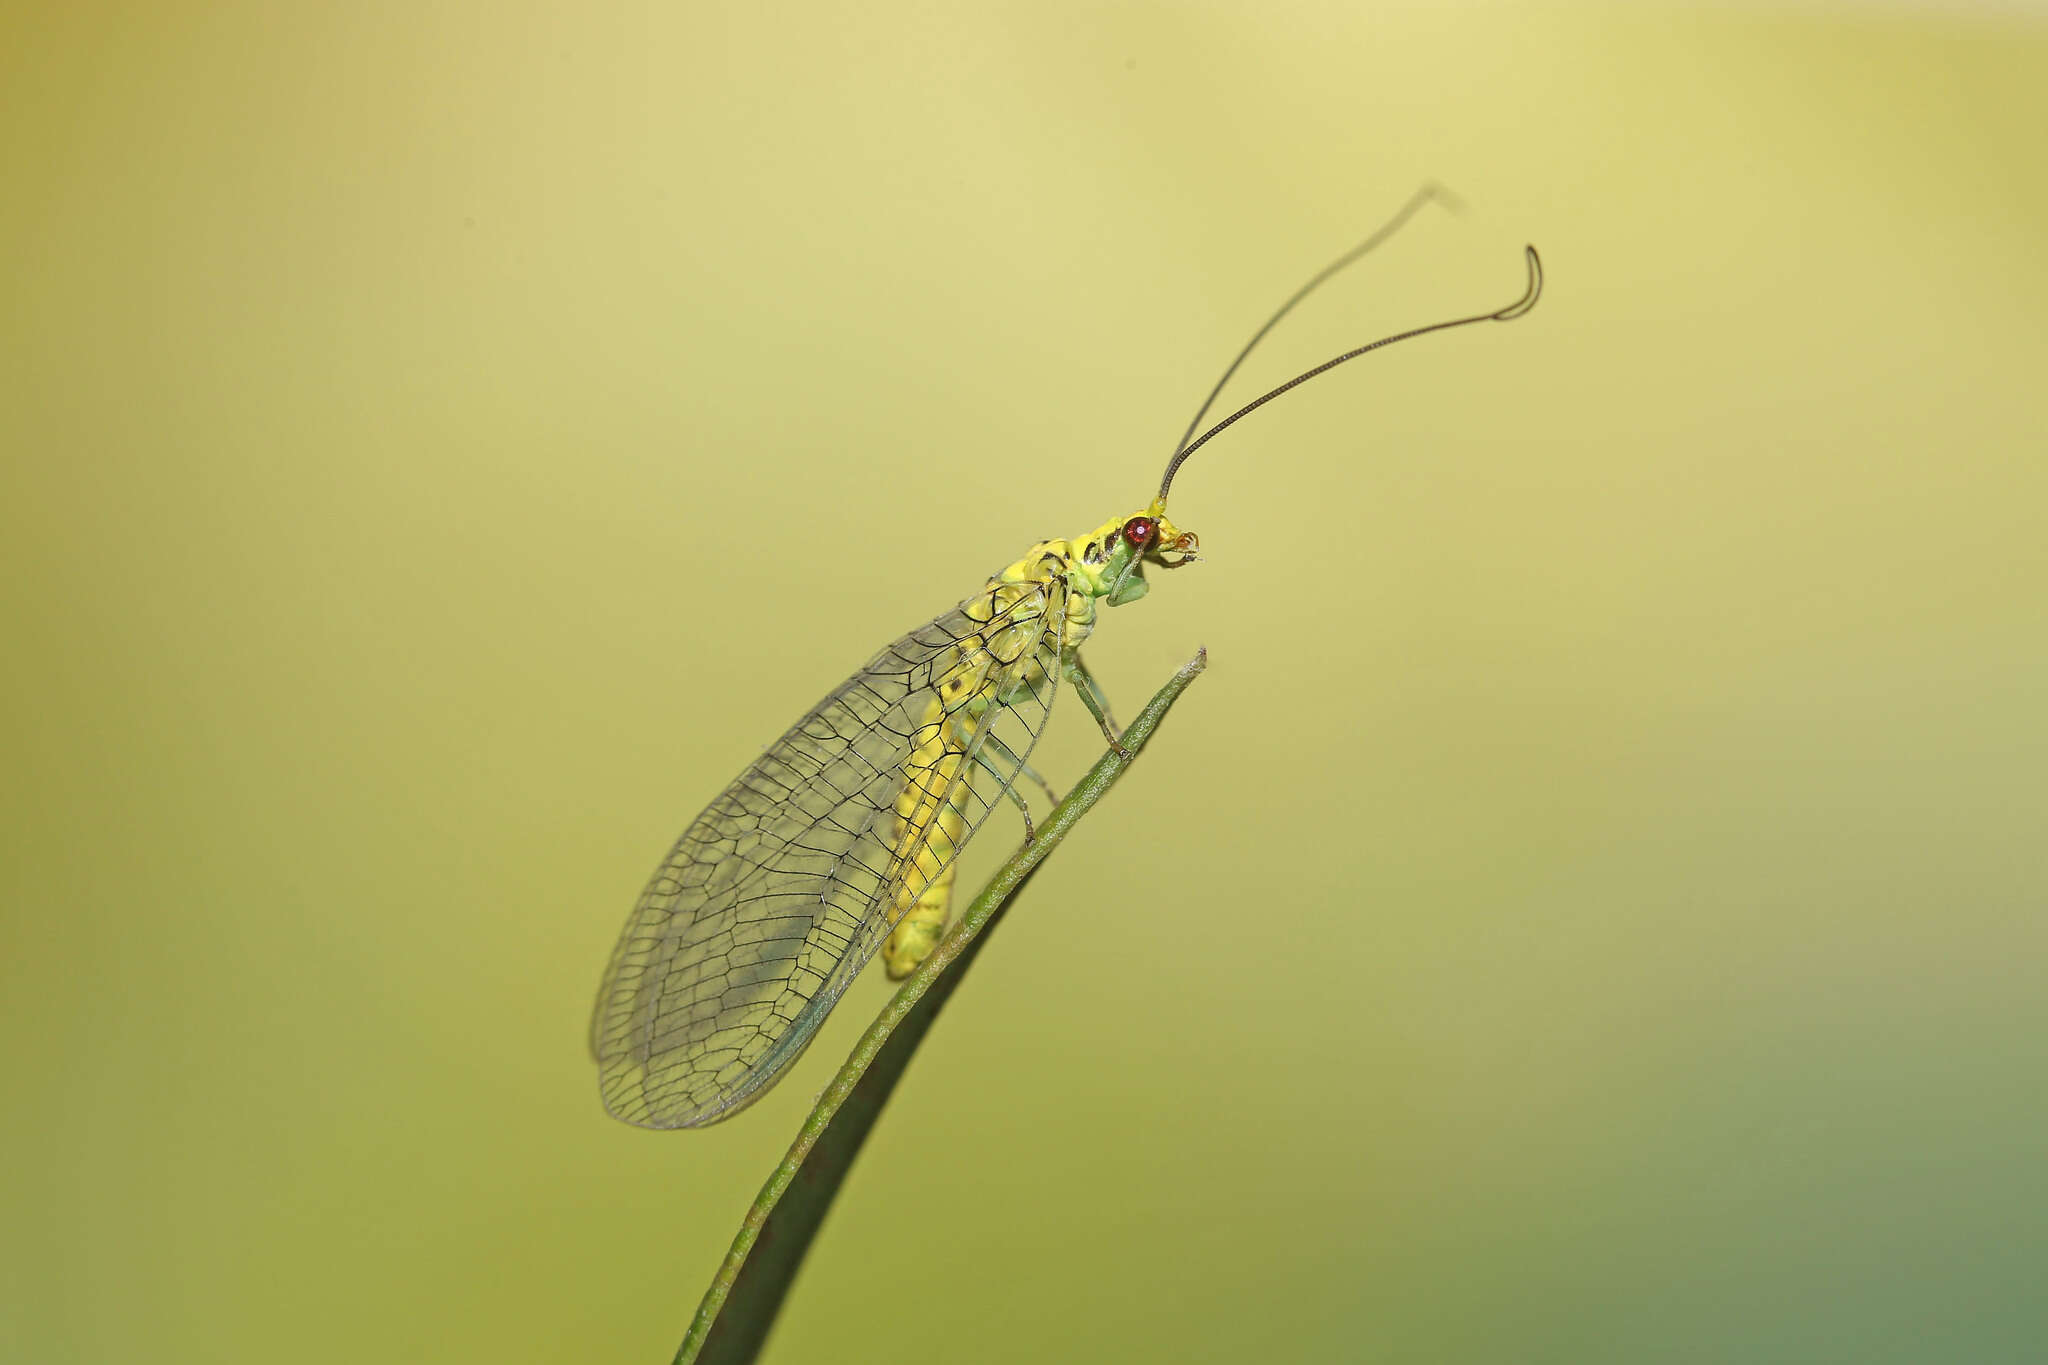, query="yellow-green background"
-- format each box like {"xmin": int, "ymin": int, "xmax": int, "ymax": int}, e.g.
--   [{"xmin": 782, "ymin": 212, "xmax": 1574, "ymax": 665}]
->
[{"xmin": 6, "ymin": 3, "xmax": 2044, "ymax": 1361}]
